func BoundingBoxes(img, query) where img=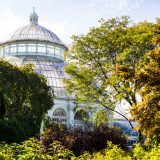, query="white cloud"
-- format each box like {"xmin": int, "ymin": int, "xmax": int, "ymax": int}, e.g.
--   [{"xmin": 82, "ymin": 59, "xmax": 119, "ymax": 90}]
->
[
  {"xmin": 41, "ymin": 21, "xmax": 78, "ymax": 45},
  {"xmin": 0, "ymin": 4, "xmax": 27, "ymax": 42},
  {"xmin": 77, "ymin": 0, "xmax": 146, "ymax": 14}
]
